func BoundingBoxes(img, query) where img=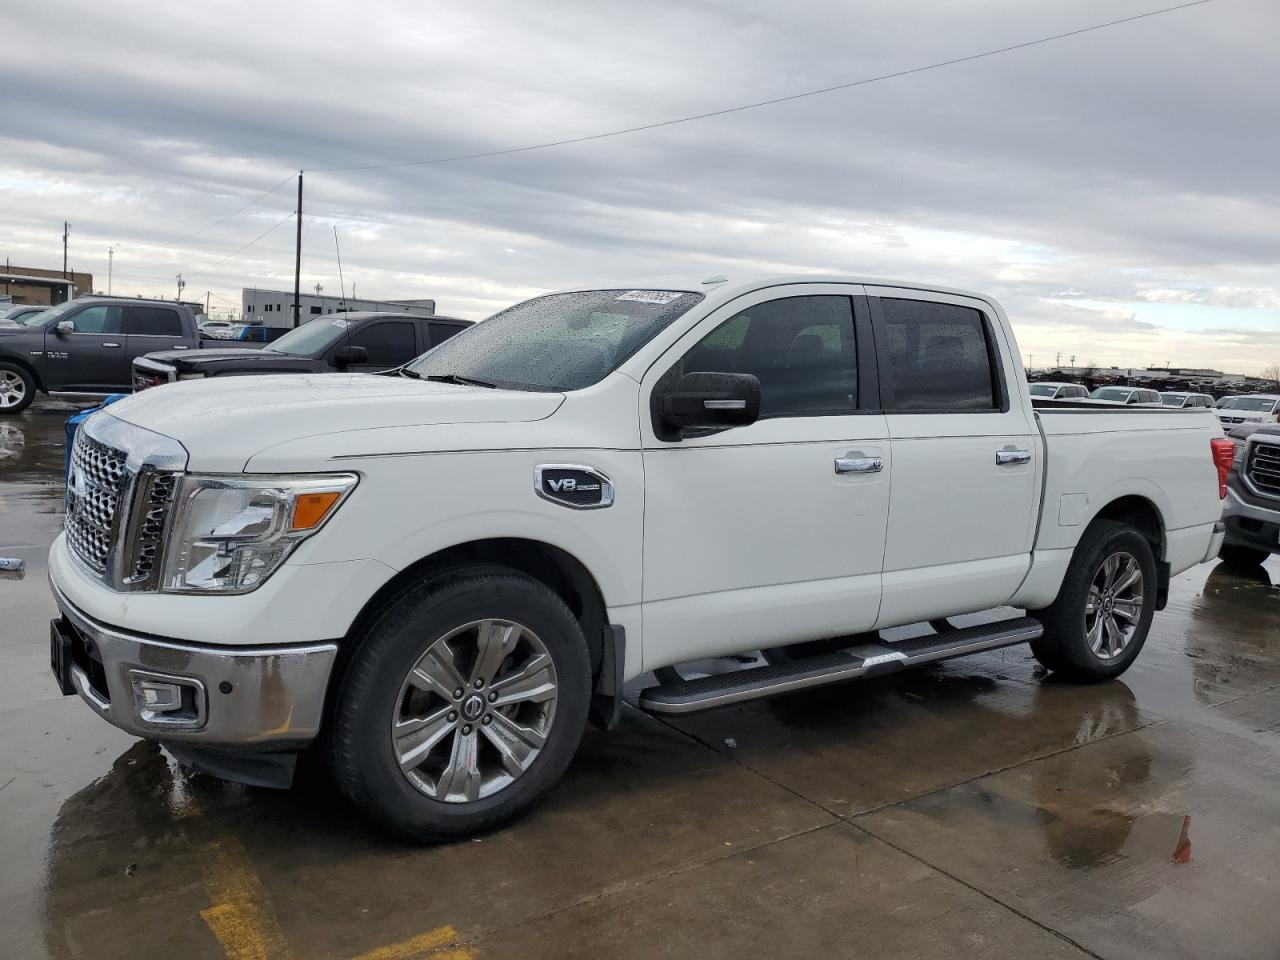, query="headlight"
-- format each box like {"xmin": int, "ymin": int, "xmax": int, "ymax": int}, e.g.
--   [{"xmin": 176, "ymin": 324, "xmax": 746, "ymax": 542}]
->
[{"xmin": 161, "ymin": 474, "xmax": 357, "ymax": 594}]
